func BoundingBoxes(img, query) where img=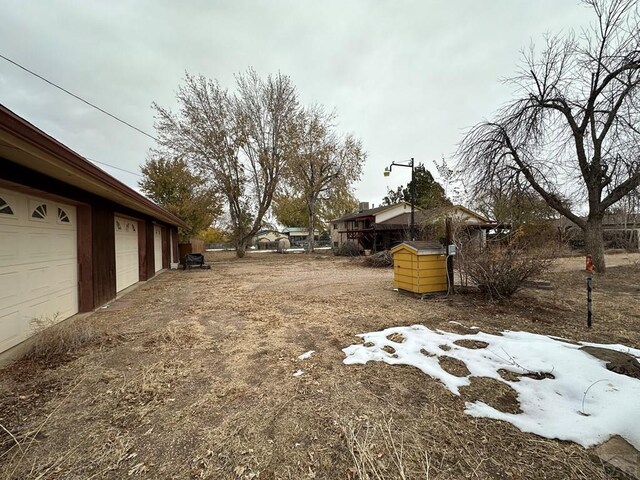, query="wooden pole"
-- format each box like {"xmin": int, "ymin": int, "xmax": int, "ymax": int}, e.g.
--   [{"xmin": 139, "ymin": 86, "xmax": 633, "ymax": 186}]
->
[
  {"xmin": 446, "ymin": 217, "xmax": 454, "ymax": 294},
  {"xmin": 586, "ymin": 254, "xmax": 593, "ymax": 328}
]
